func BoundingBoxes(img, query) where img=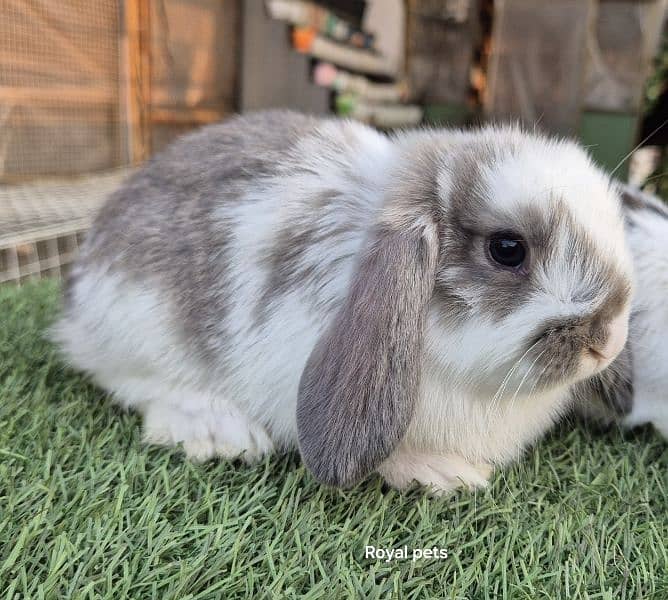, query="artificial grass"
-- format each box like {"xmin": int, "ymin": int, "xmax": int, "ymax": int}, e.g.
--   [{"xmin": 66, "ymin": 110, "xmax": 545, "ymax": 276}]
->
[{"xmin": 0, "ymin": 281, "xmax": 666, "ymax": 599}]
